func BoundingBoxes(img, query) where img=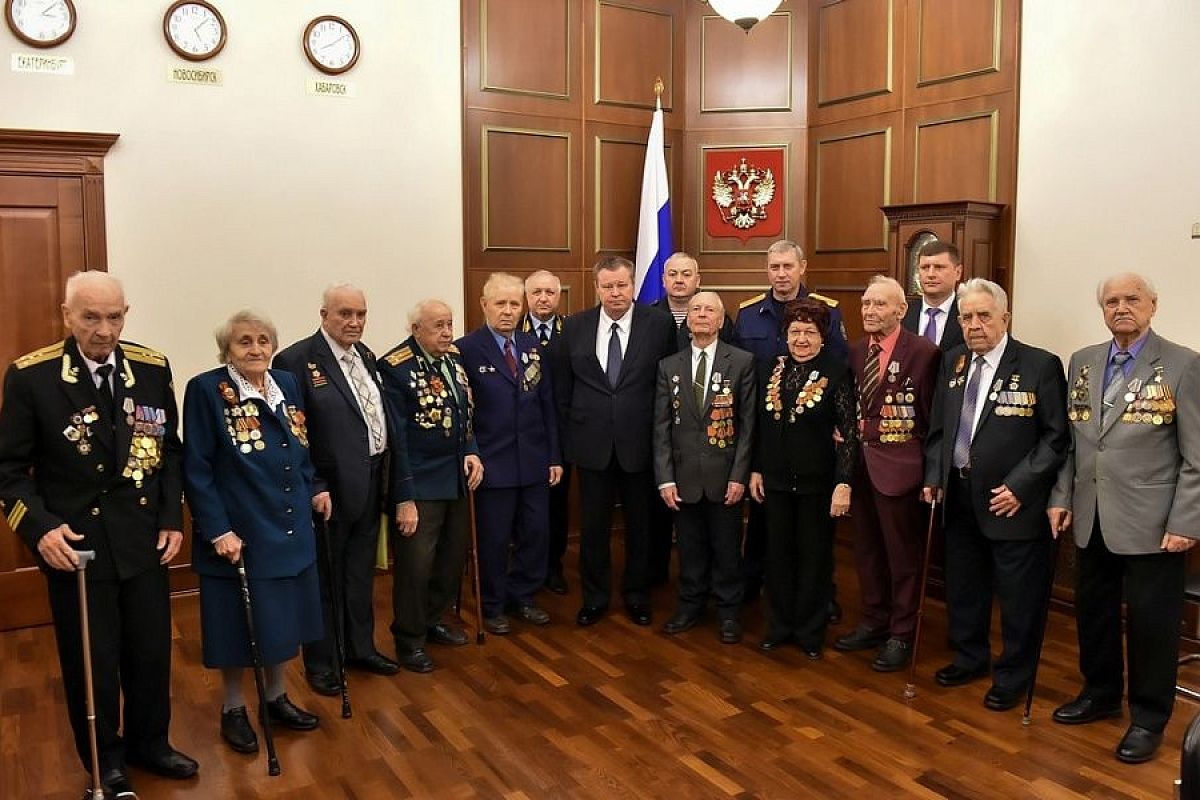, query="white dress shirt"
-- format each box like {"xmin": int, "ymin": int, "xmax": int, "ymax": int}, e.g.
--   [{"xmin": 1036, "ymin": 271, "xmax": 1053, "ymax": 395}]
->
[
  {"xmin": 80, "ymin": 352, "xmax": 117, "ymax": 390},
  {"xmin": 965, "ymin": 333, "xmax": 1009, "ymax": 437},
  {"xmin": 919, "ymin": 294, "xmax": 956, "ymax": 345},
  {"xmin": 596, "ymin": 307, "xmax": 633, "ymax": 370},
  {"xmin": 691, "ymin": 340, "xmax": 718, "ymax": 399},
  {"xmin": 321, "ymin": 329, "xmax": 387, "ymax": 455}
]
